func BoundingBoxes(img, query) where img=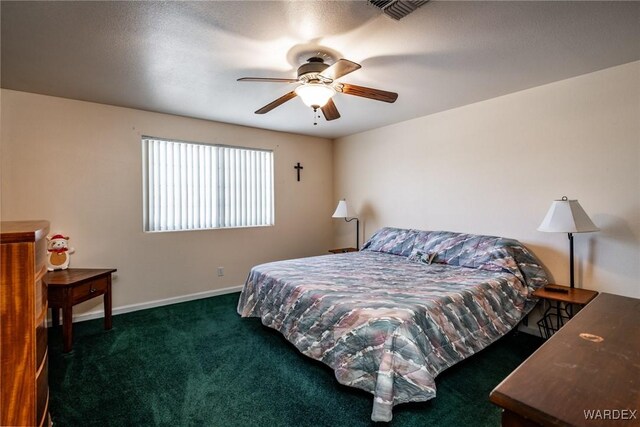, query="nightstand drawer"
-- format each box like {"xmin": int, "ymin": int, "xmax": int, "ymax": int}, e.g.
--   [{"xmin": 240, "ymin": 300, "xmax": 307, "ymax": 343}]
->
[
  {"xmin": 71, "ymin": 277, "xmax": 108, "ymax": 303},
  {"xmin": 328, "ymin": 247, "xmax": 358, "ymax": 254}
]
